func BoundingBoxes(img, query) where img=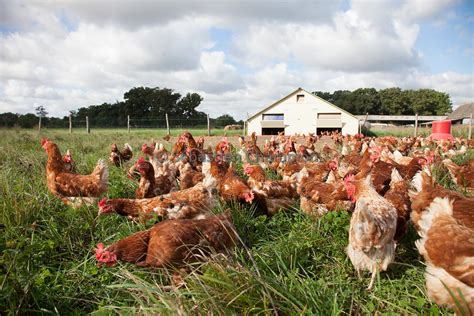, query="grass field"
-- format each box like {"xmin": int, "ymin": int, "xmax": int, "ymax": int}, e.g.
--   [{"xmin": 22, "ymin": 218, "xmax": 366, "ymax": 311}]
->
[
  {"xmin": 0, "ymin": 128, "xmax": 467, "ymax": 314},
  {"xmin": 369, "ymin": 124, "xmax": 471, "ymax": 138},
  {"xmin": 35, "ymin": 127, "xmax": 244, "ymax": 137}
]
